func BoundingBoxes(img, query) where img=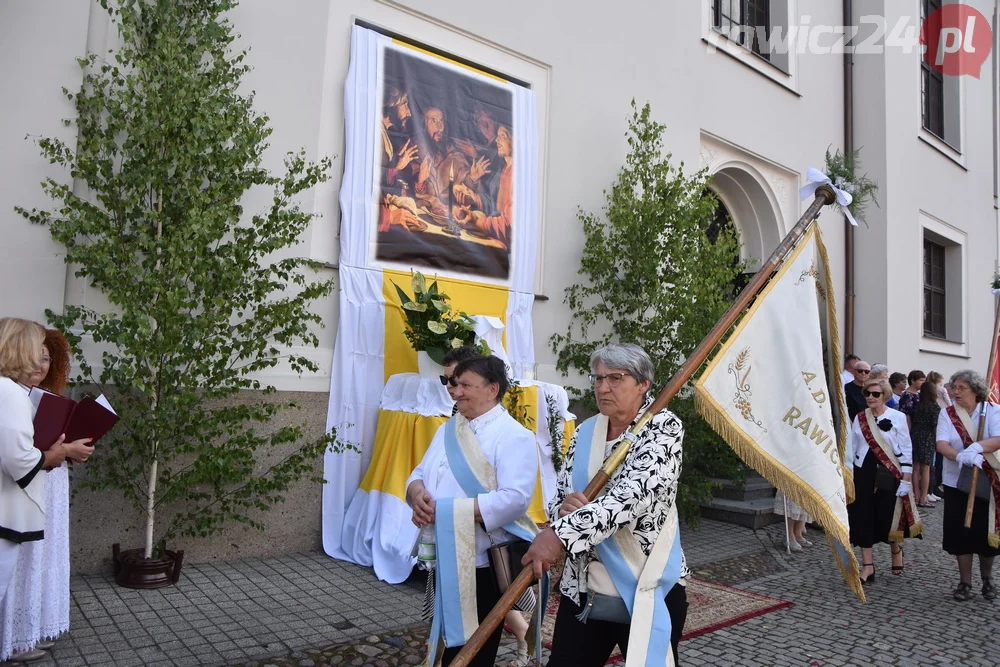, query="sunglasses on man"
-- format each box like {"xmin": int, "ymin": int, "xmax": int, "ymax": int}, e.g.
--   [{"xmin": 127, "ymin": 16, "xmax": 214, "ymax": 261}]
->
[
  {"xmin": 440, "ymin": 374, "xmax": 458, "ymax": 387},
  {"xmin": 855, "ymin": 368, "xmax": 871, "ymax": 375}
]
